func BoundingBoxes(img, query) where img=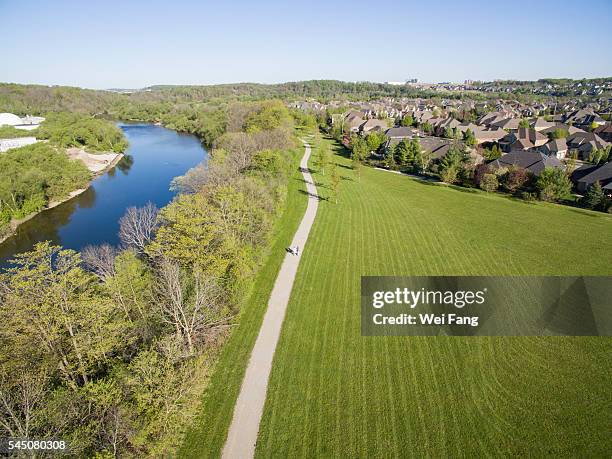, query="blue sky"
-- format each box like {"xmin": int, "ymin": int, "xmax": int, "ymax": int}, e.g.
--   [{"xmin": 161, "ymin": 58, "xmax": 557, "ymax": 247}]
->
[{"xmin": 1, "ymin": 0, "xmax": 611, "ymax": 88}]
